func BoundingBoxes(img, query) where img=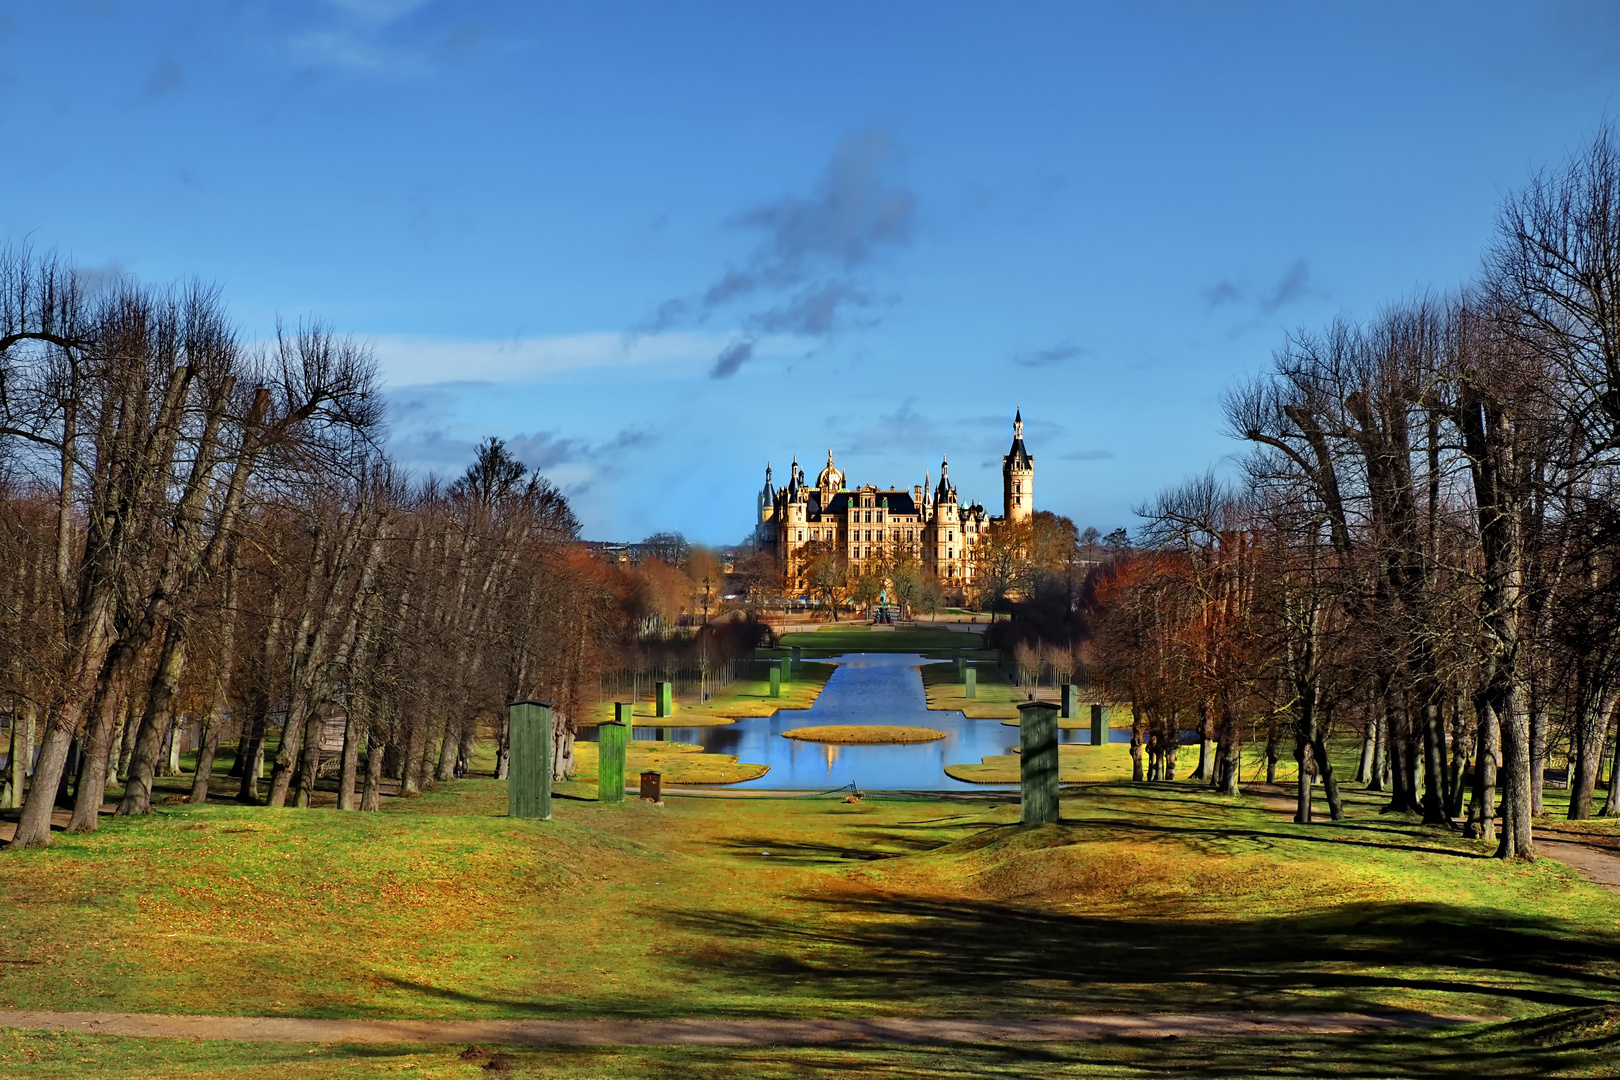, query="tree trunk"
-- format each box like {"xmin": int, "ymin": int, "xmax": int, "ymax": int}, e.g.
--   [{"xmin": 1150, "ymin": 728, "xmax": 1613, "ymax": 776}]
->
[
  {"xmin": 116, "ymin": 622, "xmax": 190, "ymax": 817},
  {"xmin": 189, "ymin": 718, "xmax": 221, "ymax": 804},
  {"xmin": 337, "ymin": 714, "xmax": 360, "ymax": 810},
  {"xmin": 1312, "ymin": 733, "xmax": 1344, "ymax": 821},
  {"xmin": 9, "ymin": 723, "xmax": 73, "ymax": 848},
  {"xmin": 1355, "ymin": 723, "xmax": 1375, "ymax": 785},
  {"xmin": 1468, "ymin": 695, "xmax": 1499, "ymax": 843},
  {"xmin": 236, "ymin": 705, "xmax": 267, "ymax": 804},
  {"xmin": 435, "ymin": 716, "xmax": 459, "ymax": 782},
  {"xmin": 400, "ymin": 716, "xmax": 423, "ymax": 795},
  {"xmin": 1129, "ymin": 705, "xmax": 1144, "ymax": 783},
  {"xmin": 1294, "ymin": 738, "xmax": 1312, "ymax": 824},
  {"xmin": 1569, "ymin": 688, "xmax": 1614, "ymax": 820},
  {"xmin": 1217, "ymin": 727, "xmax": 1240, "ymax": 796},
  {"xmin": 495, "ymin": 711, "xmax": 512, "ymax": 780},
  {"xmin": 1496, "ymin": 682, "xmax": 1535, "ymax": 860},
  {"xmin": 360, "ymin": 733, "xmax": 385, "ymax": 811},
  {"xmin": 1530, "ymin": 694, "xmax": 1549, "ymax": 818},
  {"xmin": 1602, "ymin": 723, "xmax": 1620, "ymax": 818}
]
